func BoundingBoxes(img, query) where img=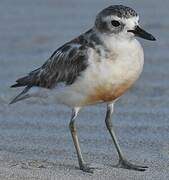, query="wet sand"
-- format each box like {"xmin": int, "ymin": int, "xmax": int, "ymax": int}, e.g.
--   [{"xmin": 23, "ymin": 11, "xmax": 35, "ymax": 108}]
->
[{"xmin": 0, "ymin": 0, "xmax": 169, "ymax": 179}]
